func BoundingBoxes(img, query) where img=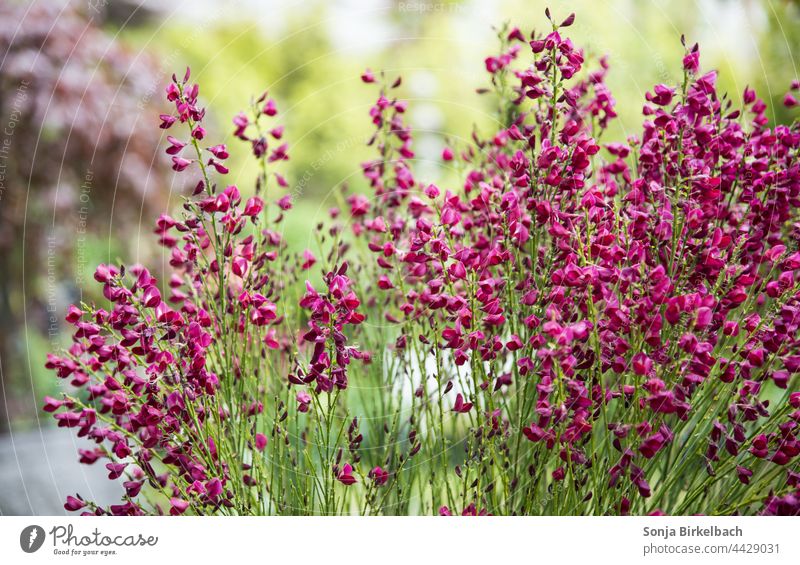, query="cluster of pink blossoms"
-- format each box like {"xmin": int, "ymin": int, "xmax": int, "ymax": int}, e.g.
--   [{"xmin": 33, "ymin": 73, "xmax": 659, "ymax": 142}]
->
[
  {"xmin": 45, "ymin": 11, "xmax": 800, "ymax": 516},
  {"xmin": 45, "ymin": 68, "xmax": 327, "ymax": 515},
  {"xmin": 339, "ymin": 13, "xmax": 800, "ymax": 516},
  {"xmin": 297, "ymin": 263, "xmax": 366, "ymax": 393}
]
